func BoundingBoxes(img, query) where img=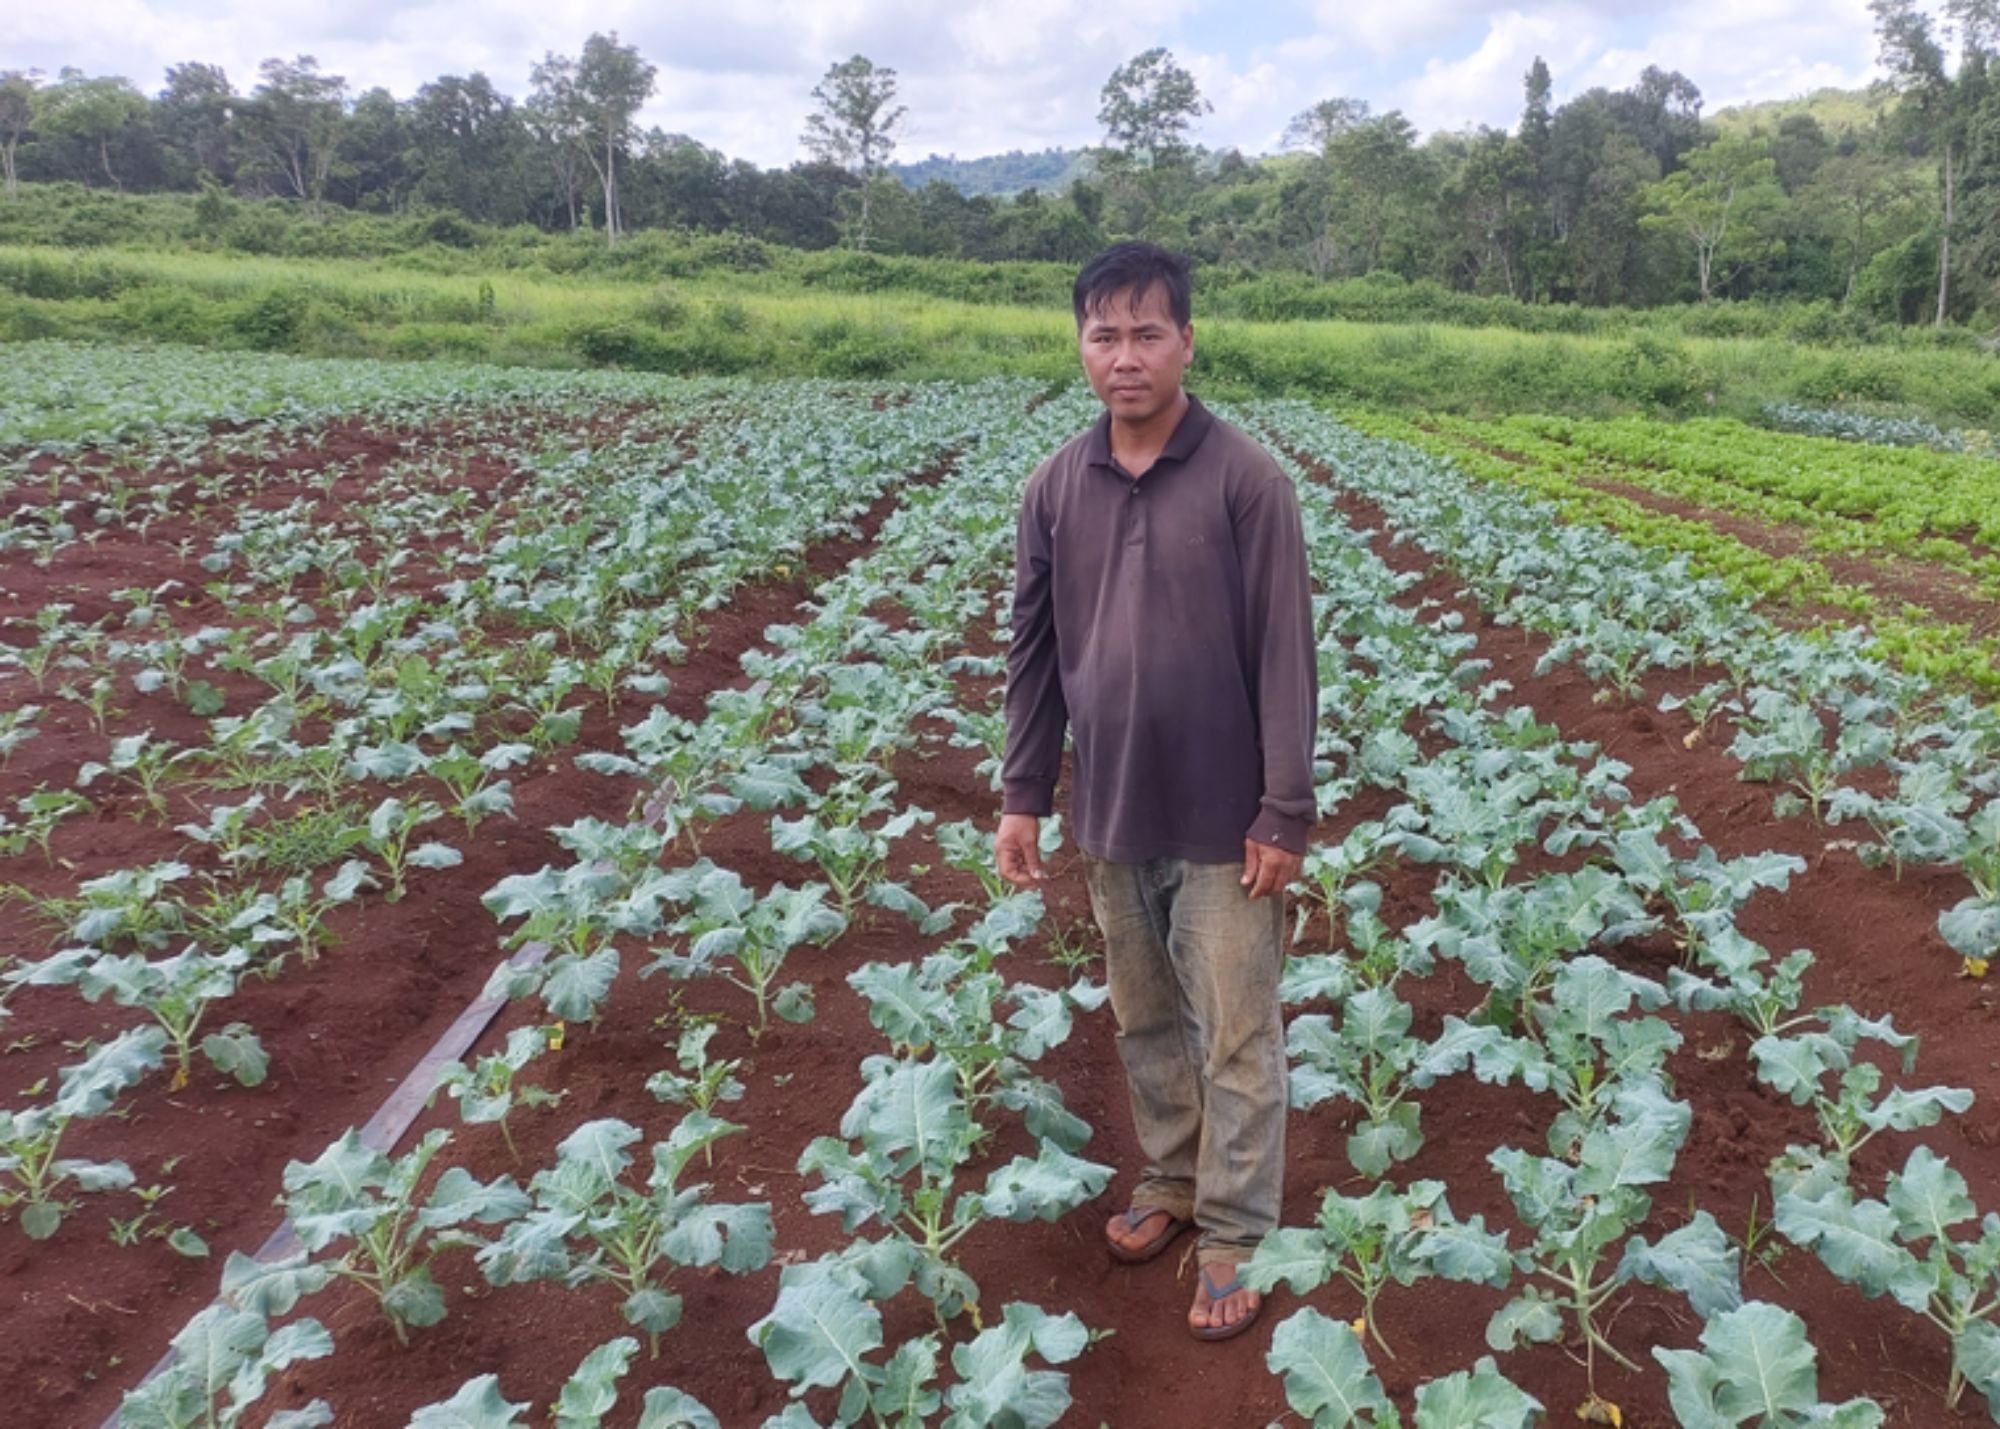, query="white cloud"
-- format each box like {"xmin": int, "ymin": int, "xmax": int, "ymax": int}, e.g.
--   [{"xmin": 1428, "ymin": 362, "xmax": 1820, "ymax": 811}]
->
[
  {"xmin": 1573, "ymin": 0, "xmax": 1880, "ymax": 118},
  {"xmin": 1395, "ymin": 8, "xmax": 1607, "ymax": 134}
]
